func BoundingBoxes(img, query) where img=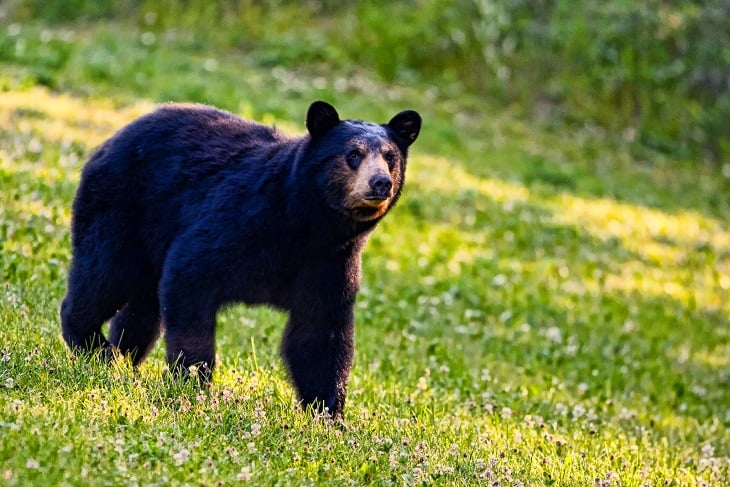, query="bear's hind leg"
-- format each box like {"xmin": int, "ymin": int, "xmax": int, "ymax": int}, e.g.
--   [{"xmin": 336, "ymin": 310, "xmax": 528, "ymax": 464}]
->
[
  {"xmin": 109, "ymin": 290, "xmax": 161, "ymax": 365},
  {"xmin": 60, "ymin": 263, "xmax": 127, "ymax": 358},
  {"xmin": 60, "ymin": 296, "xmax": 111, "ymax": 355},
  {"xmin": 163, "ymin": 315, "xmax": 217, "ymax": 382},
  {"xmin": 159, "ymin": 245, "xmax": 220, "ymax": 382},
  {"xmin": 160, "ymin": 292, "xmax": 217, "ymax": 381}
]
